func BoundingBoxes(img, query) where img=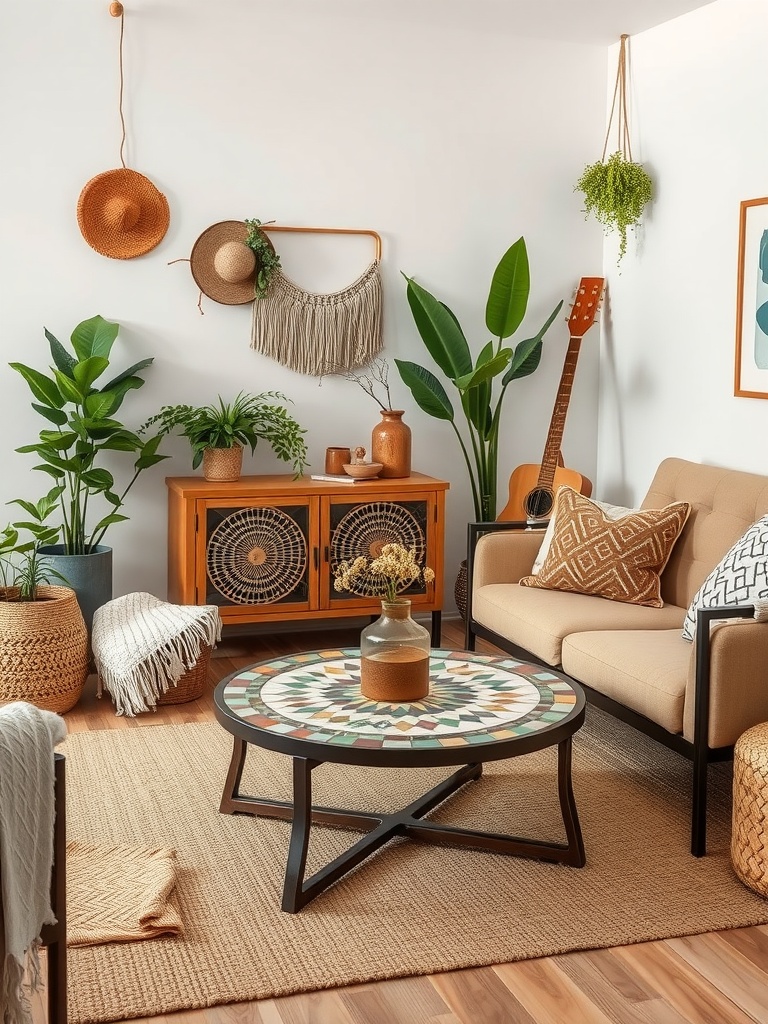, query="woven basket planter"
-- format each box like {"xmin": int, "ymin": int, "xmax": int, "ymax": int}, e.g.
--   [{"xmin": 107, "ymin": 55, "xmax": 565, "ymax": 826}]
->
[
  {"xmin": 203, "ymin": 445, "xmax": 243, "ymax": 482},
  {"xmin": 157, "ymin": 643, "xmax": 212, "ymax": 706},
  {"xmin": 732, "ymin": 721, "xmax": 768, "ymax": 897},
  {"xmin": 0, "ymin": 585, "xmax": 89, "ymax": 713}
]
